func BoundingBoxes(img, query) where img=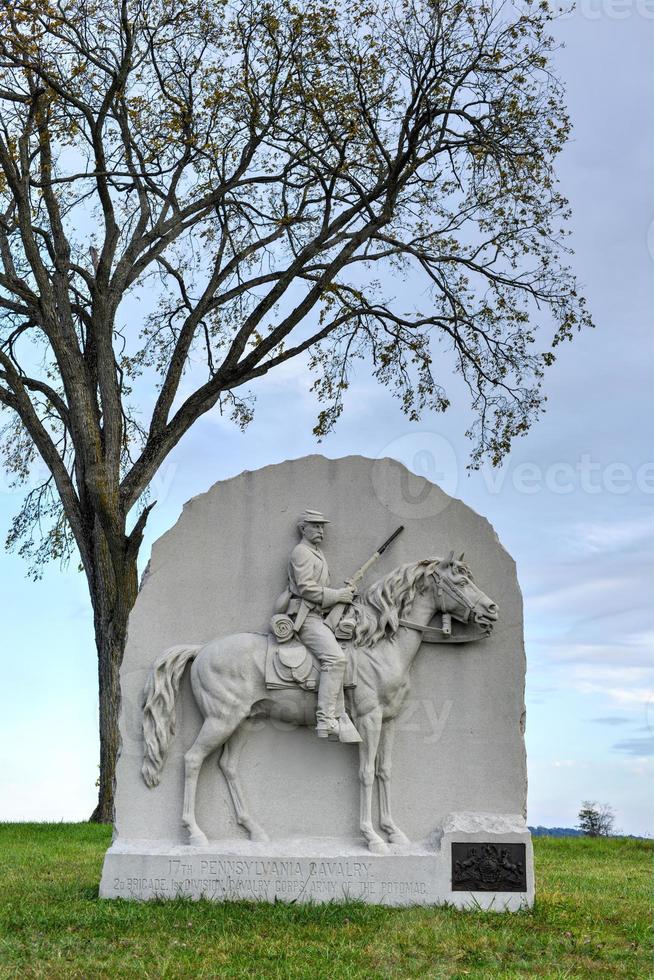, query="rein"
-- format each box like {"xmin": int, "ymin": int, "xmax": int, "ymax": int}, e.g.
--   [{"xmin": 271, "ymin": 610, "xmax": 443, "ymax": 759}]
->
[{"xmin": 397, "ymin": 618, "xmax": 490, "ymax": 644}]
